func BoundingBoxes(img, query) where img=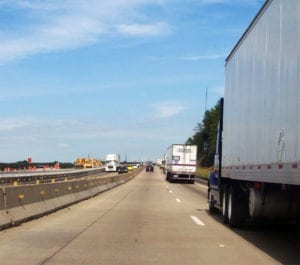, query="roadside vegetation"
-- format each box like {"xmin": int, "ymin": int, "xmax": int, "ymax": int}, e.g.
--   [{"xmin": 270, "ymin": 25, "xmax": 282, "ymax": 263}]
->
[
  {"xmin": 196, "ymin": 167, "xmax": 213, "ymax": 179},
  {"xmin": 186, "ymin": 99, "xmax": 221, "ymax": 176}
]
